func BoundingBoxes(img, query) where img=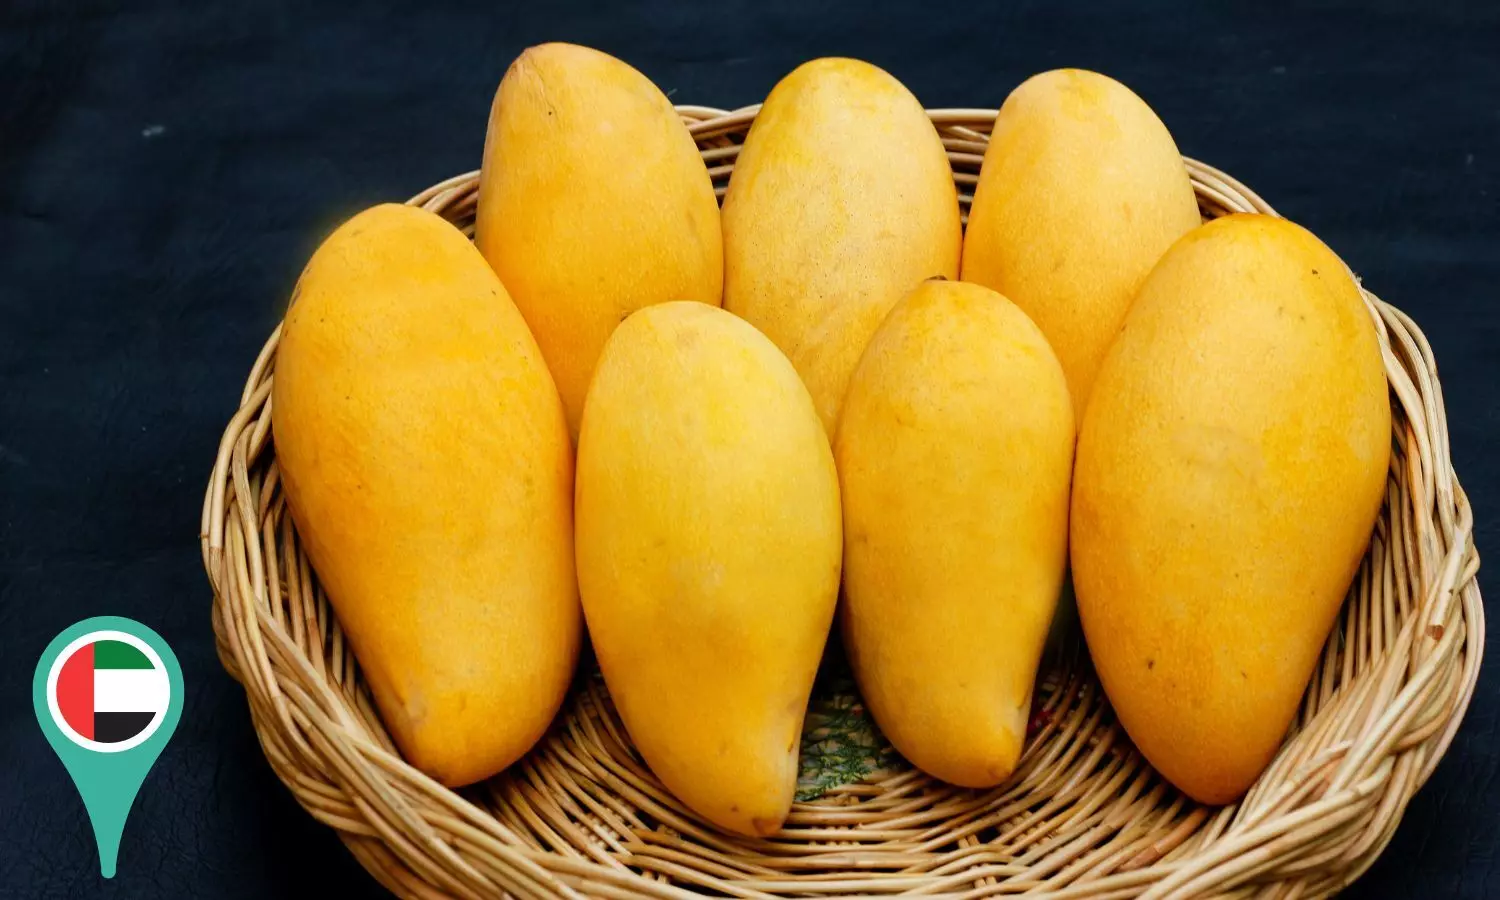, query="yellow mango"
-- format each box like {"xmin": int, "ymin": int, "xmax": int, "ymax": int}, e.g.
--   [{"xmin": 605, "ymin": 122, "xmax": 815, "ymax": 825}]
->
[
  {"xmin": 722, "ymin": 58, "xmax": 961, "ymax": 436},
  {"xmin": 962, "ymin": 69, "xmax": 1201, "ymax": 417},
  {"xmin": 475, "ymin": 42, "xmax": 723, "ymax": 437},
  {"xmin": 1071, "ymin": 214, "xmax": 1391, "ymax": 804},
  {"xmin": 575, "ymin": 302, "xmax": 842, "ymax": 836},
  {"xmin": 272, "ymin": 204, "xmax": 578, "ymax": 787},
  {"xmin": 835, "ymin": 279, "xmax": 1074, "ymax": 788}
]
